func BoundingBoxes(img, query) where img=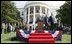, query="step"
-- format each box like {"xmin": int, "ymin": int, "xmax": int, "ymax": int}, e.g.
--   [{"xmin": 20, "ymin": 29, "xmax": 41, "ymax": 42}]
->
[
  {"xmin": 30, "ymin": 33, "xmax": 51, "ymax": 34},
  {"xmin": 29, "ymin": 36, "xmax": 53, "ymax": 39},
  {"xmin": 29, "ymin": 39, "xmax": 55, "ymax": 43},
  {"xmin": 30, "ymin": 34, "xmax": 51, "ymax": 36},
  {"xmin": 30, "ymin": 33, "xmax": 51, "ymax": 36},
  {"xmin": 30, "ymin": 34, "xmax": 52, "ymax": 36},
  {"xmin": 29, "ymin": 41, "xmax": 54, "ymax": 43}
]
